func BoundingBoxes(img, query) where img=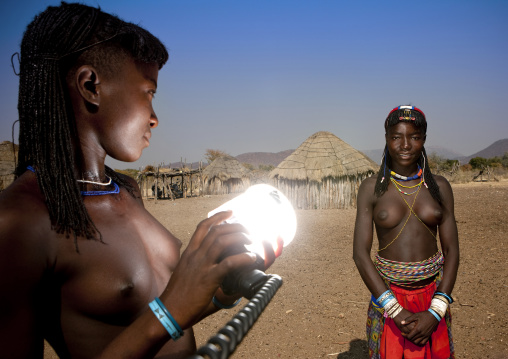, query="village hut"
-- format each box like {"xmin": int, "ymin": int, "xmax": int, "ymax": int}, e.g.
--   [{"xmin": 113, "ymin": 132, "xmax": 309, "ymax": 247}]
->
[
  {"xmin": 202, "ymin": 155, "xmax": 251, "ymax": 195},
  {"xmin": 270, "ymin": 131, "xmax": 377, "ymax": 209},
  {"xmin": 0, "ymin": 141, "xmax": 18, "ymax": 191},
  {"xmin": 137, "ymin": 166, "xmax": 203, "ymax": 200}
]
